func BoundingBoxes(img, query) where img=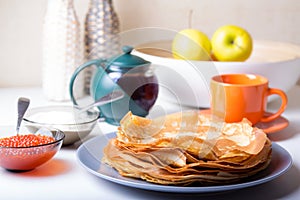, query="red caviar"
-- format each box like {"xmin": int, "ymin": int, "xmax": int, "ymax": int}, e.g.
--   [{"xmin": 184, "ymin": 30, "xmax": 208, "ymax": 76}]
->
[{"xmin": 0, "ymin": 134, "xmax": 55, "ymax": 147}]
